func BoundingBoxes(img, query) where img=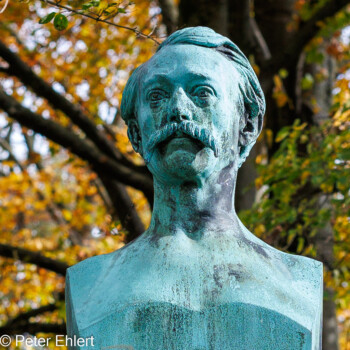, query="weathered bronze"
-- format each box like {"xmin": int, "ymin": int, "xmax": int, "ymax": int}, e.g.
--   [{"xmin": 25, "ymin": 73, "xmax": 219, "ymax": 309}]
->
[{"xmin": 66, "ymin": 27, "xmax": 323, "ymax": 350}]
